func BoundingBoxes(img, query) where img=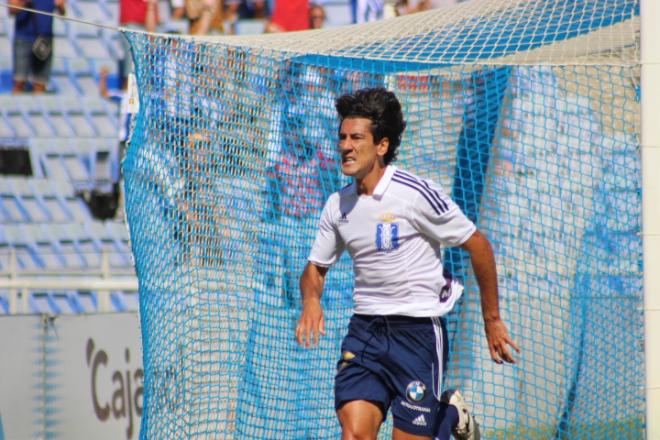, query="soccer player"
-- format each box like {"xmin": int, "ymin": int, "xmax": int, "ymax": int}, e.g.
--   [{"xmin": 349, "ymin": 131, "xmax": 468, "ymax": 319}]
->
[{"xmin": 295, "ymin": 87, "xmax": 519, "ymax": 440}]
